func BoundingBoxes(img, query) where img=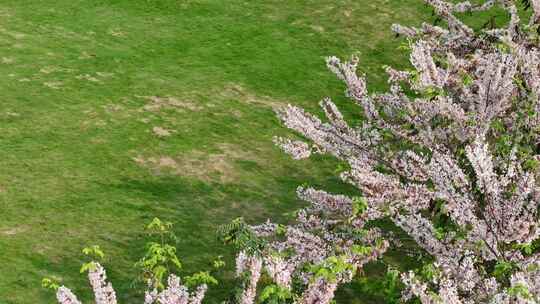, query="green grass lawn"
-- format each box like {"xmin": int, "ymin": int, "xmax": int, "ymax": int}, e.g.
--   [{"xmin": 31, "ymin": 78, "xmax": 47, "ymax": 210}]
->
[{"xmin": 0, "ymin": 1, "xmax": 513, "ymax": 302}]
